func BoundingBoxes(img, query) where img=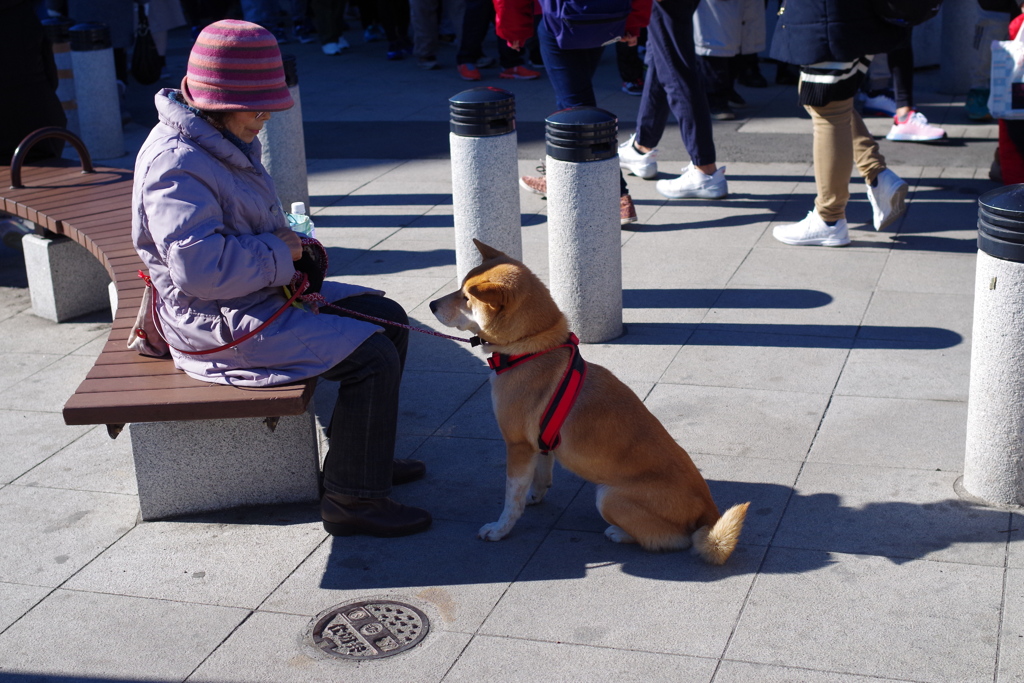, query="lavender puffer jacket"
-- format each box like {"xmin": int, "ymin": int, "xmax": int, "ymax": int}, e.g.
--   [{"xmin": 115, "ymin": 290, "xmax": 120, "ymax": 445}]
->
[{"xmin": 131, "ymin": 89, "xmax": 382, "ymax": 387}]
